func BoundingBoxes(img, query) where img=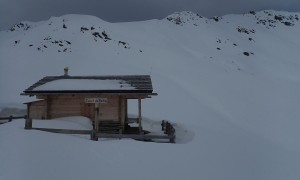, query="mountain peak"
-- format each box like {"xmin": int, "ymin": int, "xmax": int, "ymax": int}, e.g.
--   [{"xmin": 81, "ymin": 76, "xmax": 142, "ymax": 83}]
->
[{"xmin": 164, "ymin": 11, "xmax": 205, "ymax": 26}]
